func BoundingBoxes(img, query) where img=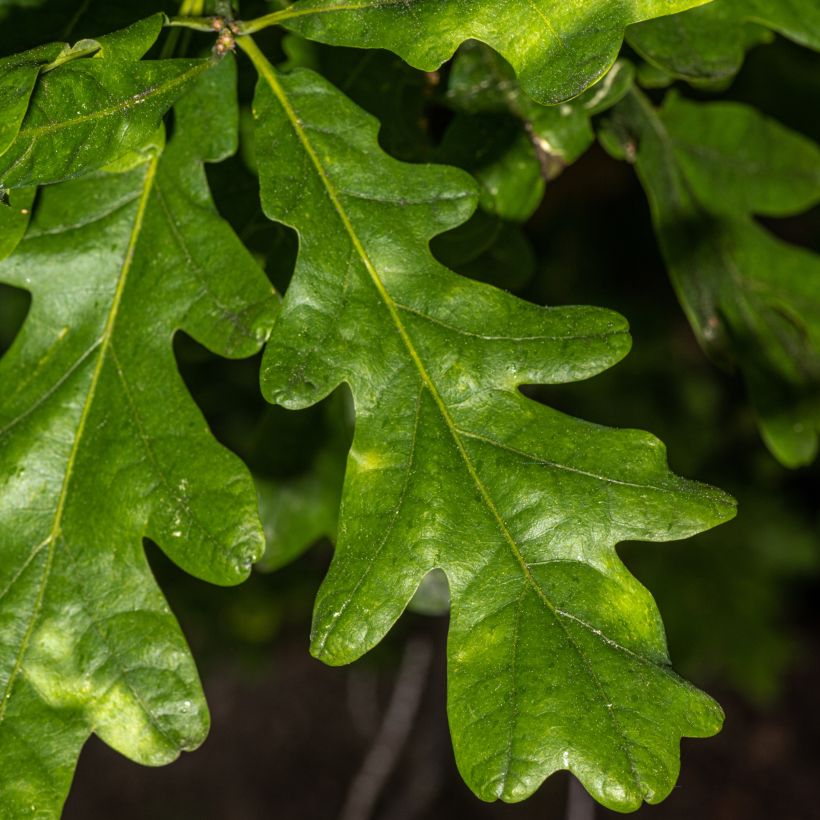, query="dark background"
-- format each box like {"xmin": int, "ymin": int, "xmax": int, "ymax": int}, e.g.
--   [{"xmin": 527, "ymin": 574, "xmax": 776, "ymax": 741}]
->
[{"xmin": 1, "ymin": 2, "xmax": 819, "ymax": 818}]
